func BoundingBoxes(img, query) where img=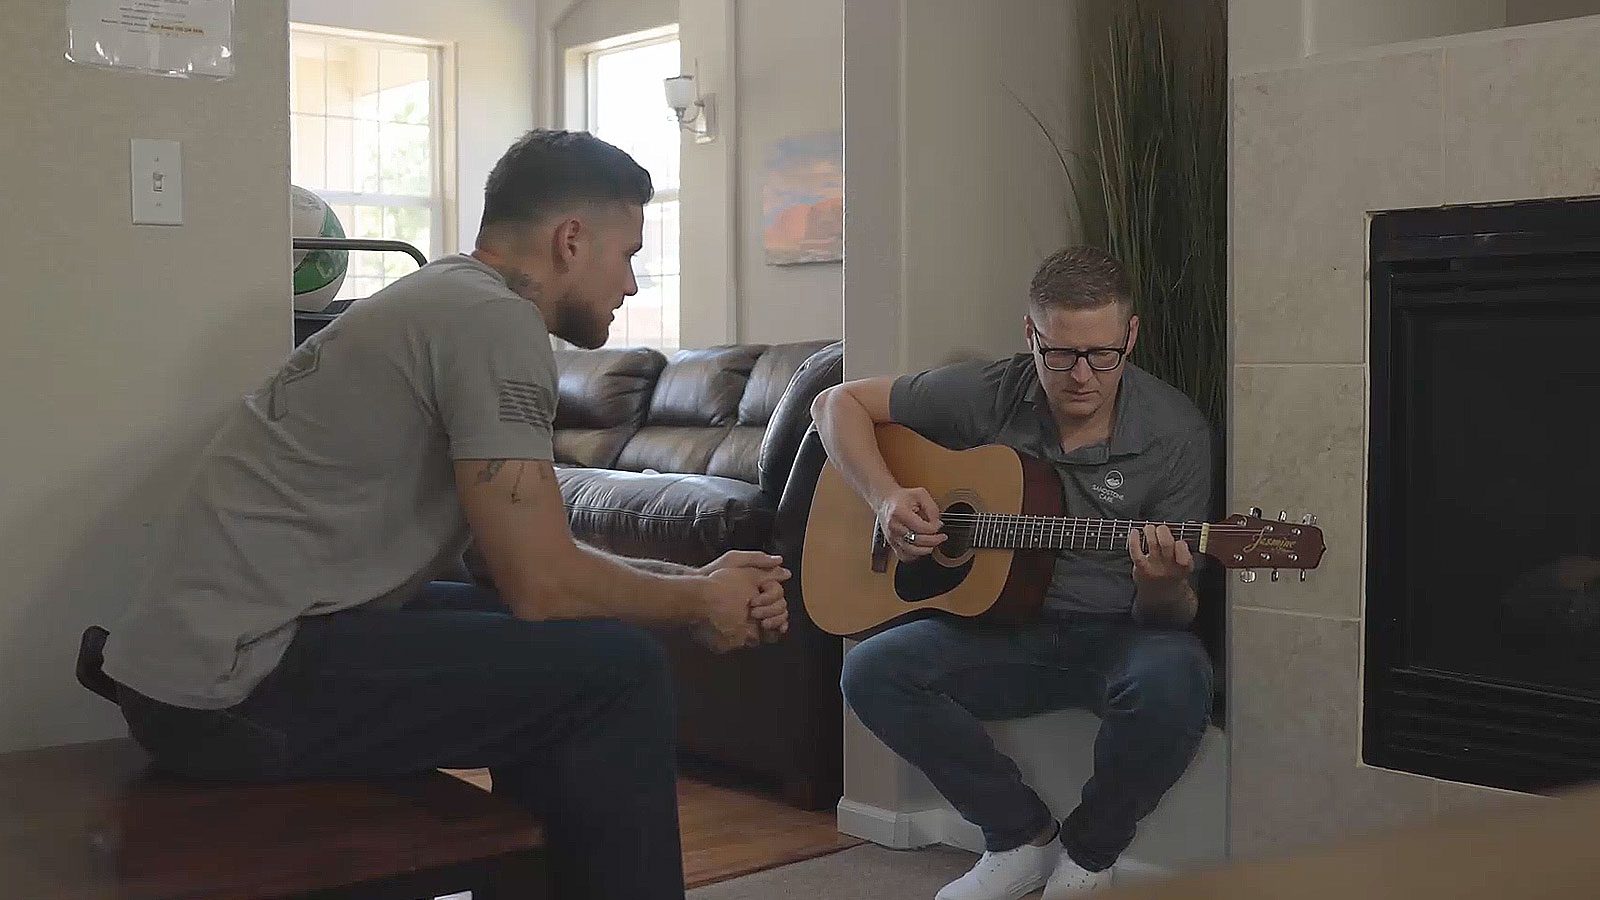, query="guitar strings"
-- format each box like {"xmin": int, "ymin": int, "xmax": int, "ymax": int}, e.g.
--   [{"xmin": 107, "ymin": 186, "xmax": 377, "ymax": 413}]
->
[{"xmin": 931, "ymin": 513, "xmax": 1283, "ymax": 534}]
